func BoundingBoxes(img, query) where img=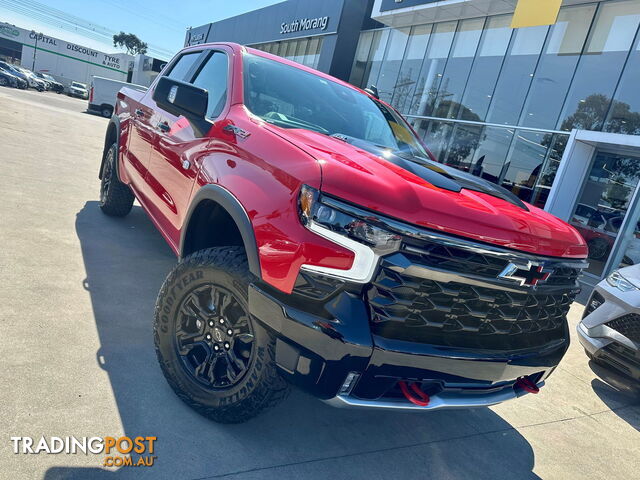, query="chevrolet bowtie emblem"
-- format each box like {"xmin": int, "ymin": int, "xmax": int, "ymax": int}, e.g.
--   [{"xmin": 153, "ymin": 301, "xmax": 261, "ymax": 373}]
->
[{"xmin": 498, "ymin": 262, "xmax": 551, "ymax": 287}]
